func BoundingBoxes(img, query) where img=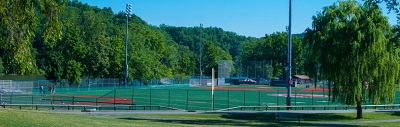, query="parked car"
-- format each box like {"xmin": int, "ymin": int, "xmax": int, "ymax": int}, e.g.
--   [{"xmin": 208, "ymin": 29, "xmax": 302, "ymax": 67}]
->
[
  {"xmin": 240, "ymin": 78, "xmax": 256, "ymax": 85},
  {"xmin": 258, "ymin": 78, "xmax": 270, "ymax": 85}
]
